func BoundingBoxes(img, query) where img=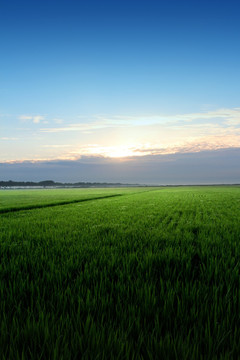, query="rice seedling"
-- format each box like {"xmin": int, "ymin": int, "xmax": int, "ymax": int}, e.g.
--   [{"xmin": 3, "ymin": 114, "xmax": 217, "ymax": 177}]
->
[{"xmin": 0, "ymin": 186, "xmax": 240, "ymax": 359}]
